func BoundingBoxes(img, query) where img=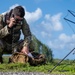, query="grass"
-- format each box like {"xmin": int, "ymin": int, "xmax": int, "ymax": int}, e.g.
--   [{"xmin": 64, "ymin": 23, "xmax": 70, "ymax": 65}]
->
[{"xmin": 0, "ymin": 56, "xmax": 75, "ymax": 75}]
